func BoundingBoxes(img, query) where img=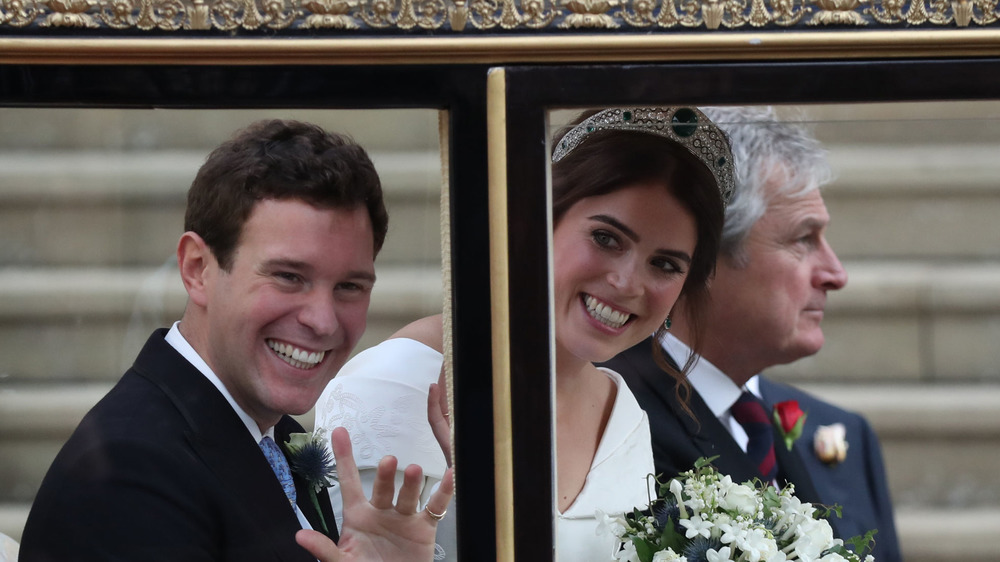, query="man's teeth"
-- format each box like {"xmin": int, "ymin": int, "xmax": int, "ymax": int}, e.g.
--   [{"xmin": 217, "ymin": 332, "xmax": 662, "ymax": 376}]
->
[
  {"xmin": 583, "ymin": 295, "xmax": 630, "ymax": 329},
  {"xmin": 267, "ymin": 340, "xmax": 326, "ymax": 369}
]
